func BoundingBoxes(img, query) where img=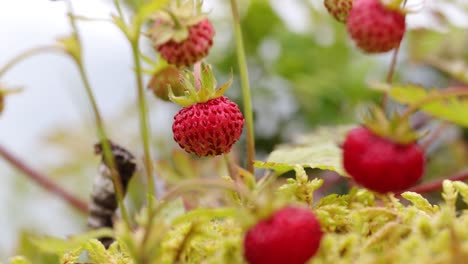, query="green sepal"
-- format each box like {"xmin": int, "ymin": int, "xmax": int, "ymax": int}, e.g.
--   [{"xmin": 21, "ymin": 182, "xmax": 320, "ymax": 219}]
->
[
  {"xmin": 169, "ymin": 62, "xmax": 233, "ymax": 107},
  {"xmin": 149, "ymin": 0, "xmax": 208, "ymax": 45},
  {"xmin": 361, "ymin": 105, "xmax": 421, "ymax": 145}
]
